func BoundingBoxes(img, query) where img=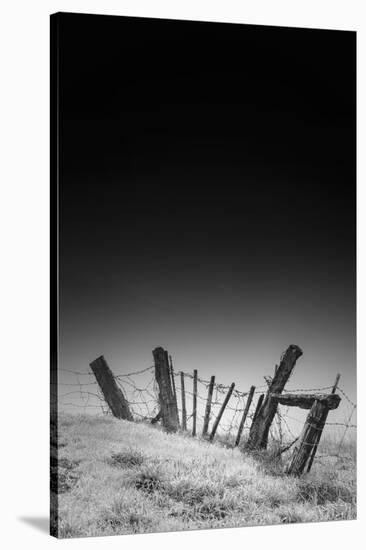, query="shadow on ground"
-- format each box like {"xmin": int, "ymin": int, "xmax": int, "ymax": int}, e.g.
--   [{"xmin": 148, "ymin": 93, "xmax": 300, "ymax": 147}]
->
[{"xmin": 18, "ymin": 517, "xmax": 49, "ymax": 534}]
